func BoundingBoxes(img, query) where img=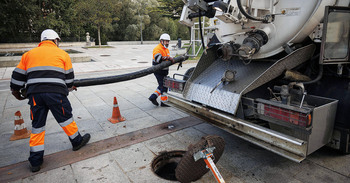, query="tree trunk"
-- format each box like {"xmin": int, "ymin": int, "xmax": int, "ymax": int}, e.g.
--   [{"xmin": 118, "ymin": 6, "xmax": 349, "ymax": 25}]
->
[{"xmin": 98, "ymin": 25, "xmax": 101, "ymax": 48}]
